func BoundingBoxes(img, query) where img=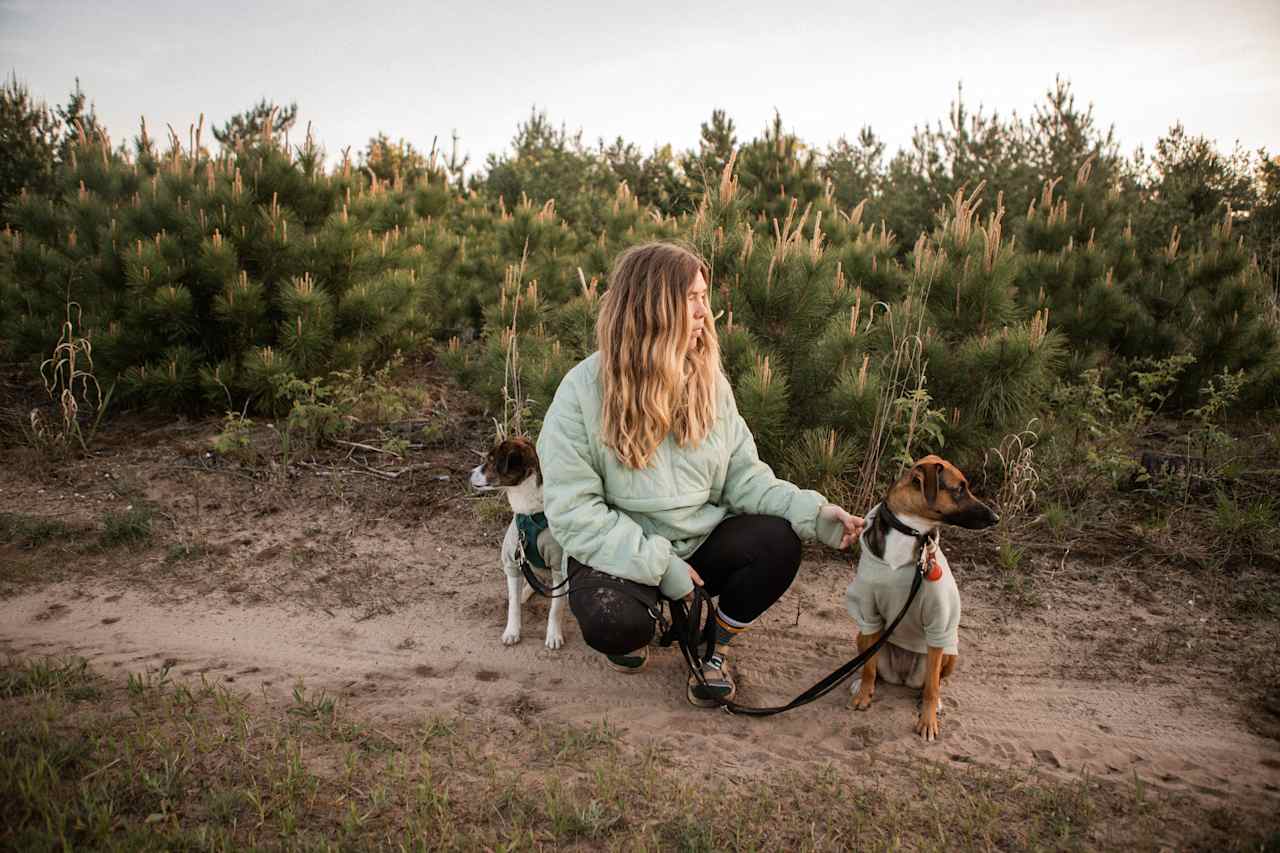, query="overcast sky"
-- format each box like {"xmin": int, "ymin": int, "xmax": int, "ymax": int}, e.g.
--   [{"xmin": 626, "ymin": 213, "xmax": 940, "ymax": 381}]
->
[{"xmin": 3, "ymin": 0, "xmax": 1277, "ymax": 172}]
